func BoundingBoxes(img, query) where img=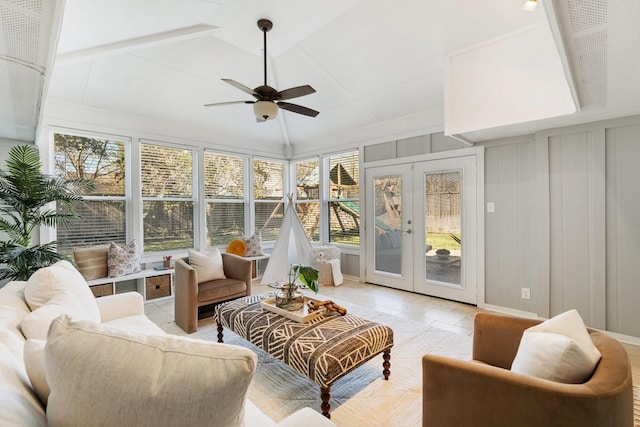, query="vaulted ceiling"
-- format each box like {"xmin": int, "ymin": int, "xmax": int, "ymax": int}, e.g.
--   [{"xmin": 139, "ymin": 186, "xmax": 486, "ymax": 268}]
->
[{"xmin": 2, "ymin": 0, "xmax": 640, "ymax": 156}]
